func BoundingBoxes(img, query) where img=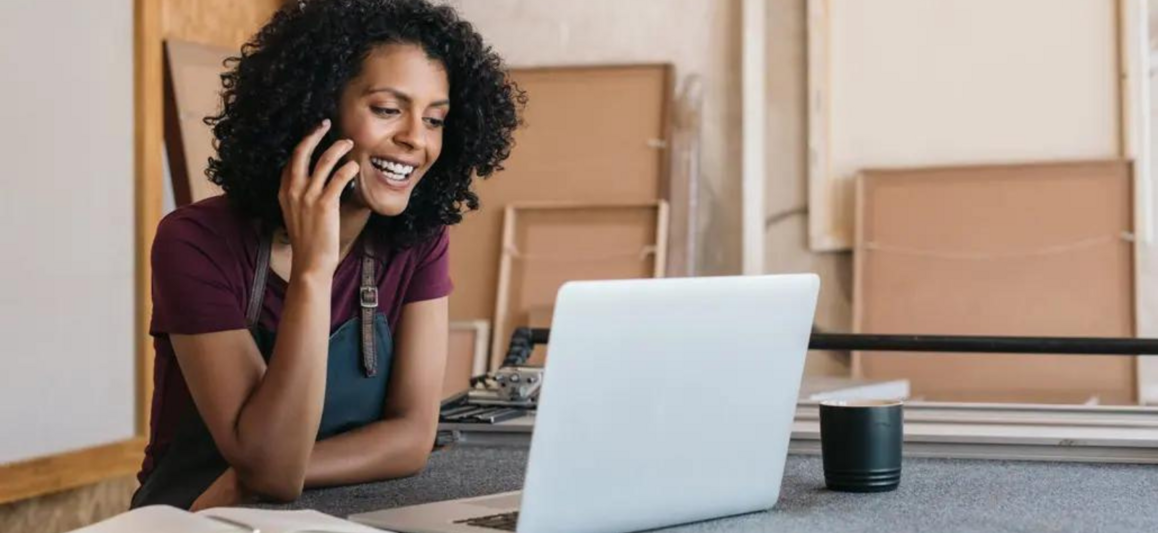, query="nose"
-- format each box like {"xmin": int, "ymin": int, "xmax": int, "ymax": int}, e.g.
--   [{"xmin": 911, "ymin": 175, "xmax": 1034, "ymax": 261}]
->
[{"xmin": 393, "ymin": 112, "xmax": 426, "ymax": 152}]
